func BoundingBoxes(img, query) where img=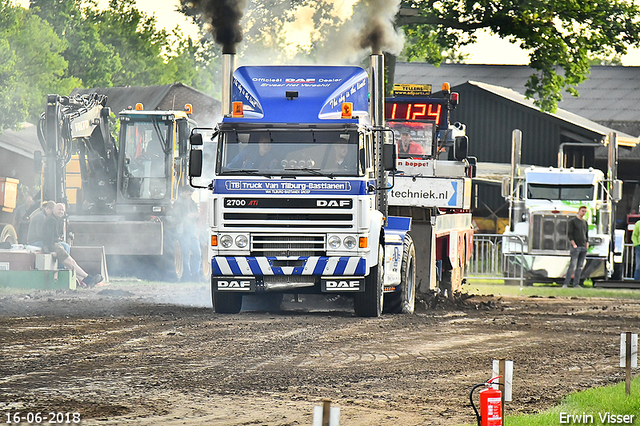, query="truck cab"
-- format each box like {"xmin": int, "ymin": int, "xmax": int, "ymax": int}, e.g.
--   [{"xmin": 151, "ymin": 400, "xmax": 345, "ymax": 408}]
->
[
  {"xmin": 190, "ymin": 63, "xmax": 414, "ymax": 316},
  {"xmin": 502, "ymin": 166, "xmax": 623, "ymax": 284}
]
